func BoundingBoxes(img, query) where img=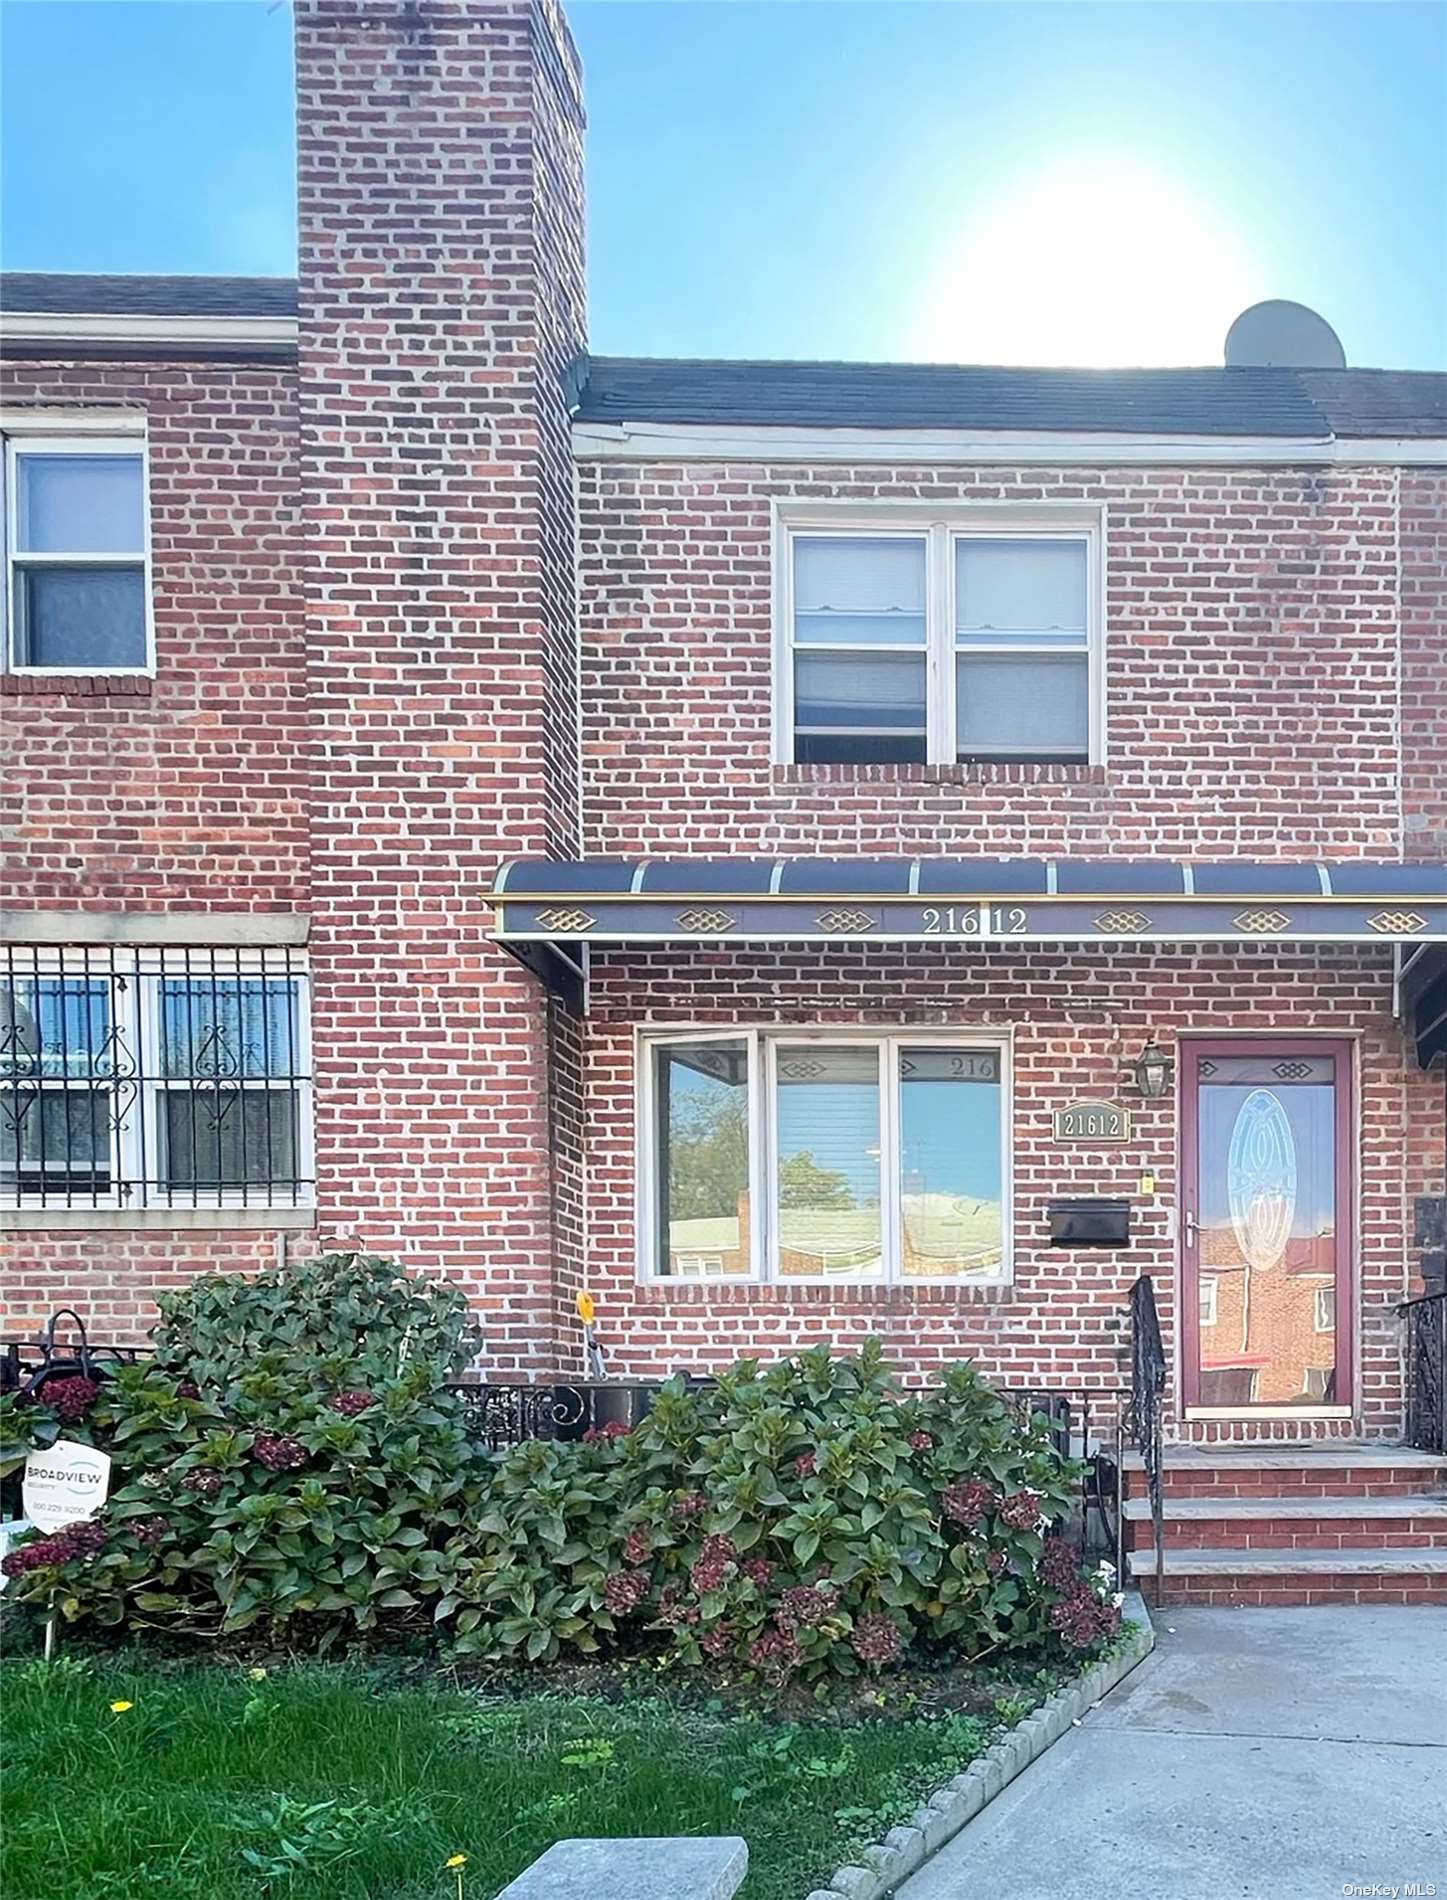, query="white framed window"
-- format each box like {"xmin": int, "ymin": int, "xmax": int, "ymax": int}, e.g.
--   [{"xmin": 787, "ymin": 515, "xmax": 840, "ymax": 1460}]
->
[
  {"xmin": 3, "ymin": 435, "xmax": 153, "ymax": 673},
  {"xmin": 638, "ymin": 1027, "xmax": 1012, "ymax": 1285},
  {"xmin": 1199, "ymin": 1275, "xmax": 1218, "ymax": 1329},
  {"xmin": 774, "ymin": 506, "xmax": 1104, "ymax": 765},
  {"xmin": 1314, "ymin": 1284, "xmax": 1335, "ymax": 1333},
  {"xmin": 1, "ymin": 945, "xmax": 313, "ymax": 1210}
]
